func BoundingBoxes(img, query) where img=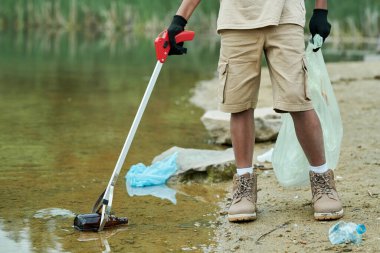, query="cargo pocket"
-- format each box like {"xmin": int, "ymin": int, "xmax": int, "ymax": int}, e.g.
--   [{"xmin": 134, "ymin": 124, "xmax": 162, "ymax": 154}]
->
[
  {"xmin": 302, "ymin": 57, "xmax": 311, "ymax": 100},
  {"xmin": 217, "ymin": 61, "xmax": 228, "ymax": 103}
]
